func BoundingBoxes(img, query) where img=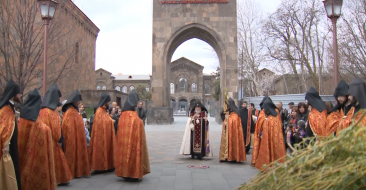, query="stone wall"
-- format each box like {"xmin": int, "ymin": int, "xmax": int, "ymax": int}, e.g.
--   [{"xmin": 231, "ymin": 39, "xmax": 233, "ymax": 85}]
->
[
  {"xmin": 79, "ymin": 90, "xmax": 127, "ymax": 108},
  {"xmin": 2, "ymin": 0, "xmax": 100, "ymax": 99}
]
